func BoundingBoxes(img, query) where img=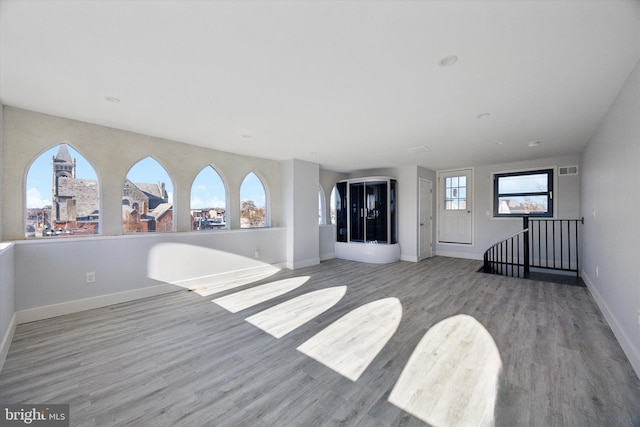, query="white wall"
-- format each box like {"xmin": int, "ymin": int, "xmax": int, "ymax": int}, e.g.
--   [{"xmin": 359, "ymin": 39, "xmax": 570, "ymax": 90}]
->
[
  {"xmin": 435, "ymin": 155, "xmax": 581, "ymax": 259},
  {"xmin": 0, "ymin": 102, "xmax": 4, "ymax": 239},
  {"xmin": 1, "ymin": 107, "xmax": 282, "ymax": 239},
  {"xmin": 0, "ymin": 243, "xmax": 15, "ymax": 372},
  {"xmin": 580, "ymin": 58, "xmax": 640, "ymax": 377},
  {"xmin": 0, "ymin": 103, "xmax": 14, "ymax": 372},
  {"xmin": 394, "ymin": 166, "xmax": 419, "ymax": 261},
  {"xmin": 0, "ymin": 106, "xmax": 291, "ymax": 350},
  {"xmin": 281, "ymin": 159, "xmax": 320, "ymax": 269},
  {"xmin": 14, "ymin": 228, "xmax": 286, "ymax": 322}
]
